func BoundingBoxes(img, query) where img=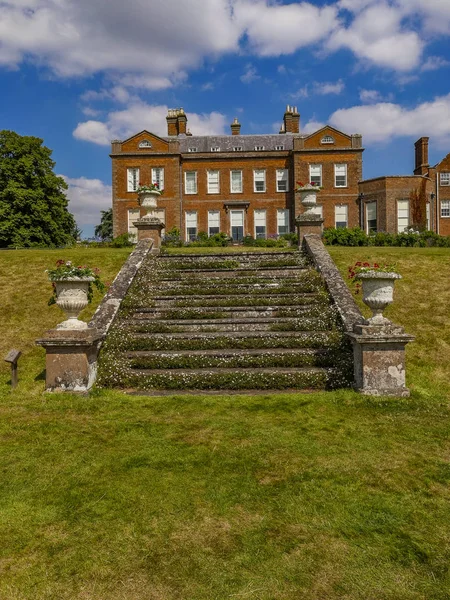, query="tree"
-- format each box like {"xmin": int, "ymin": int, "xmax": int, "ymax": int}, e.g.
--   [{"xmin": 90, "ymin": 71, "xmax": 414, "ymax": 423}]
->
[
  {"xmin": 0, "ymin": 130, "xmax": 77, "ymax": 247},
  {"xmin": 95, "ymin": 208, "xmax": 113, "ymax": 241}
]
